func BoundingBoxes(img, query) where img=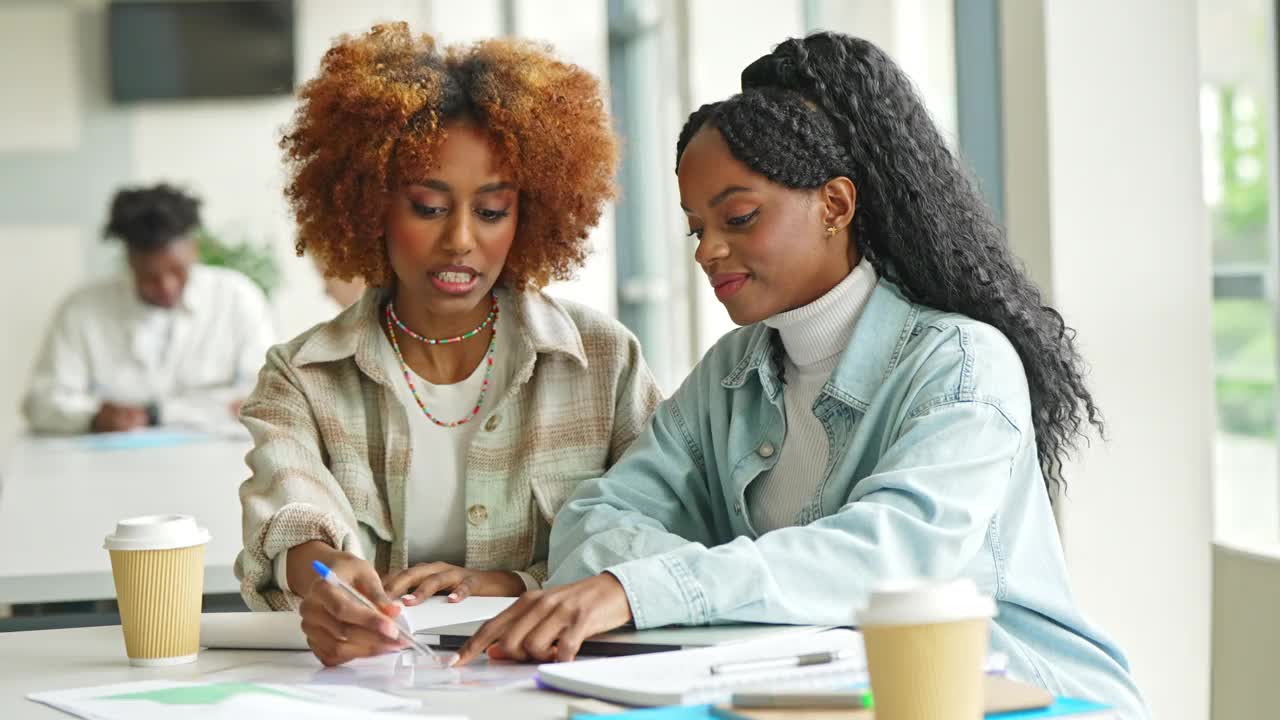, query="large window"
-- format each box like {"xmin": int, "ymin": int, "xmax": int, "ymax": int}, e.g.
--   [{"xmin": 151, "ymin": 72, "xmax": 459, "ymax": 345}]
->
[{"xmin": 1198, "ymin": 0, "xmax": 1280, "ymax": 543}]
